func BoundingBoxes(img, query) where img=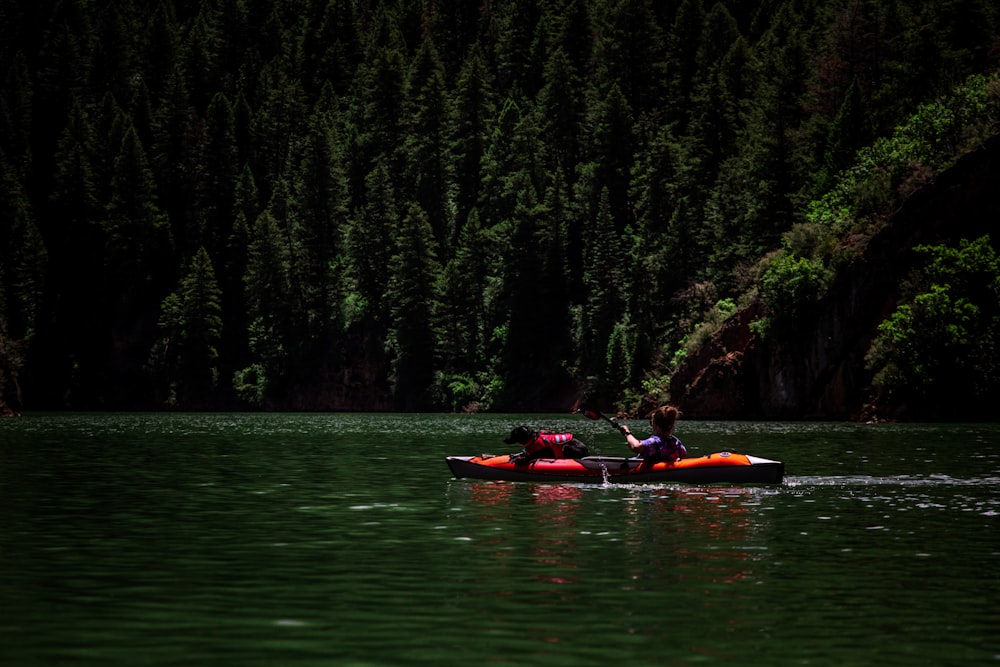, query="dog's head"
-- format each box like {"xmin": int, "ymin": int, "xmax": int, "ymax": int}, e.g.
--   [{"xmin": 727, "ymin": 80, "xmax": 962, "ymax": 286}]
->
[{"xmin": 503, "ymin": 425, "xmax": 535, "ymax": 444}]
